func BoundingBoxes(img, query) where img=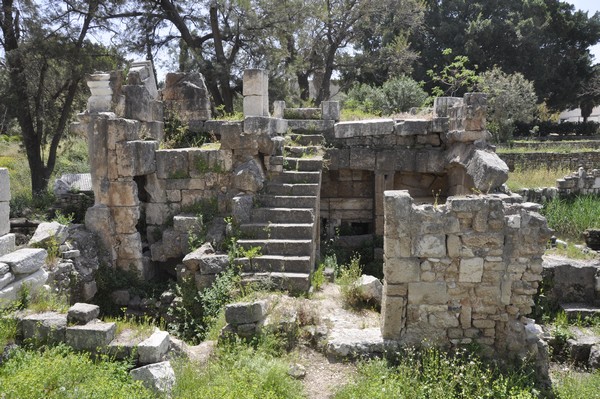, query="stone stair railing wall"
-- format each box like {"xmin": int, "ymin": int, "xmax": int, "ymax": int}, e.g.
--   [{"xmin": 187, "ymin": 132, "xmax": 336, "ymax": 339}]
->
[
  {"xmin": 0, "ymin": 168, "xmax": 49, "ymax": 304},
  {"xmin": 382, "ymin": 190, "xmax": 552, "ymax": 371}
]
